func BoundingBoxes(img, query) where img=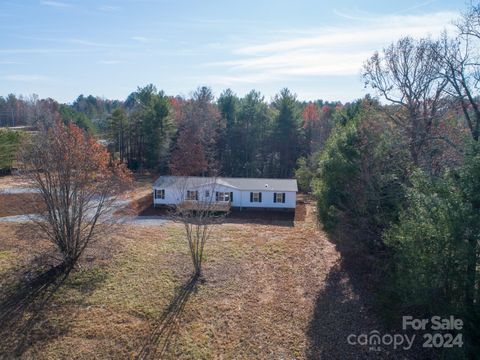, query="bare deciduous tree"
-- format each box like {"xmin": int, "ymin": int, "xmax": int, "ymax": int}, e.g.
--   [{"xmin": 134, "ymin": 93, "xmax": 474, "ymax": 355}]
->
[
  {"xmin": 363, "ymin": 37, "xmax": 448, "ymax": 165},
  {"xmin": 169, "ymin": 126, "xmax": 209, "ymax": 176},
  {"xmin": 437, "ymin": 6, "xmax": 480, "ymax": 142},
  {"xmin": 172, "ymin": 177, "xmax": 227, "ymax": 278},
  {"xmin": 18, "ymin": 121, "xmax": 132, "ymax": 271},
  {"xmin": 434, "ymin": 3, "xmax": 480, "ymax": 316}
]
